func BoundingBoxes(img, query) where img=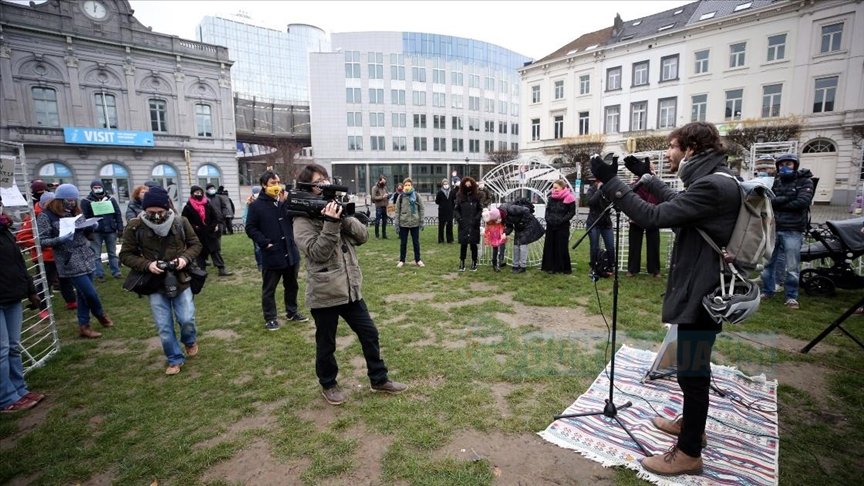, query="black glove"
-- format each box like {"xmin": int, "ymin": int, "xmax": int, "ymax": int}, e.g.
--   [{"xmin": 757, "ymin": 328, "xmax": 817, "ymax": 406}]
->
[
  {"xmin": 624, "ymin": 155, "xmax": 651, "ymax": 177},
  {"xmin": 590, "ymin": 154, "xmax": 617, "ymax": 184}
]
